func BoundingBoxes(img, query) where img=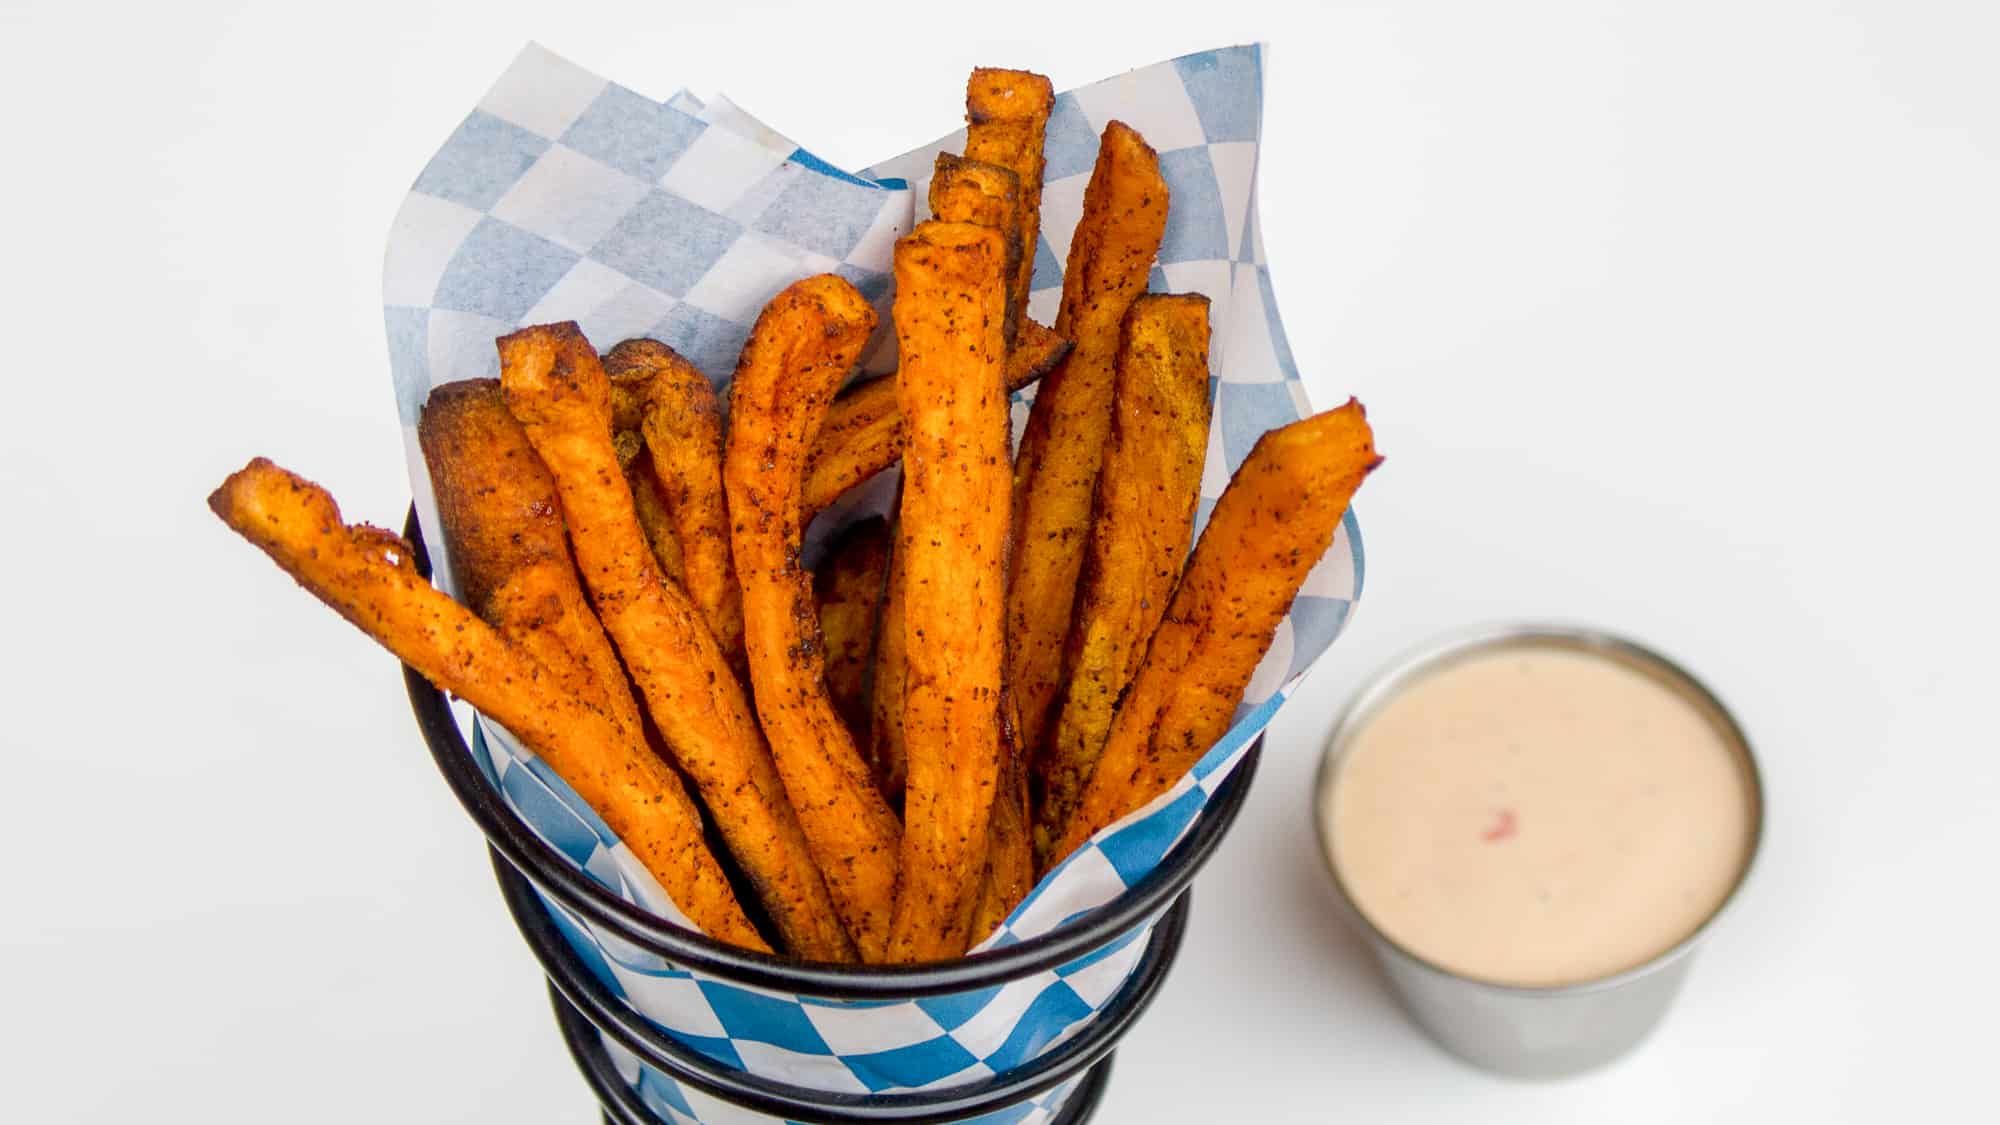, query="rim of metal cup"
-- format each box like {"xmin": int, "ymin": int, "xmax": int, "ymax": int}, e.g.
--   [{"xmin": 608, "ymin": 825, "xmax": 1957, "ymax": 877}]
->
[
  {"xmin": 402, "ymin": 505, "xmax": 1262, "ymax": 998},
  {"xmin": 549, "ymin": 982, "xmax": 1119, "ymax": 1125},
  {"xmin": 508, "ymin": 850, "xmax": 1181, "ymax": 1124},
  {"xmin": 1311, "ymin": 622, "xmax": 1766, "ymax": 997}
]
